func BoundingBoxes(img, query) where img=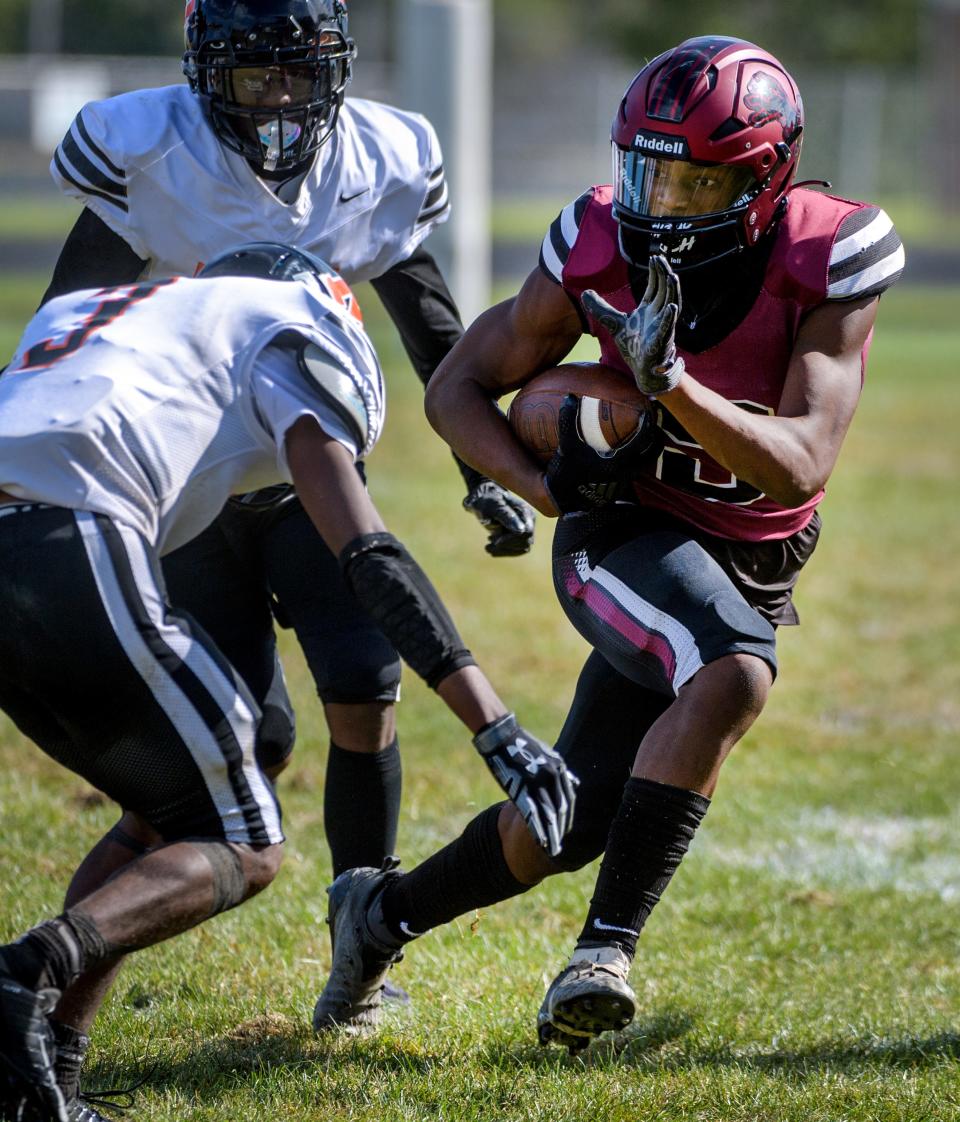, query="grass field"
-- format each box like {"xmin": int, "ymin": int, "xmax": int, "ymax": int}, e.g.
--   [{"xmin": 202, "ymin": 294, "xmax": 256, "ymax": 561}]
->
[{"xmin": 1, "ymin": 253, "xmax": 959, "ymax": 1121}]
